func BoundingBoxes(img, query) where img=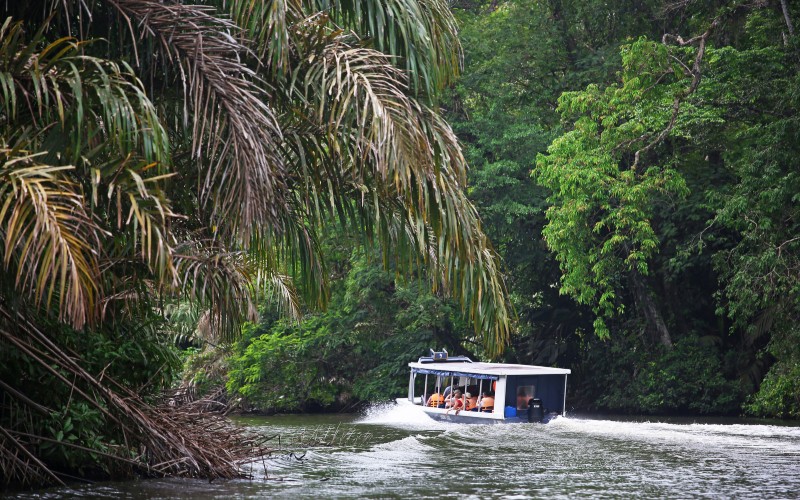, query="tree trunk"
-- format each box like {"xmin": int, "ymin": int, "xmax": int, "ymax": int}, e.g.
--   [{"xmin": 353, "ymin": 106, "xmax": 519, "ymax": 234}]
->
[
  {"xmin": 780, "ymin": 0, "xmax": 795, "ymax": 38},
  {"xmin": 629, "ymin": 270, "xmax": 672, "ymax": 348}
]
